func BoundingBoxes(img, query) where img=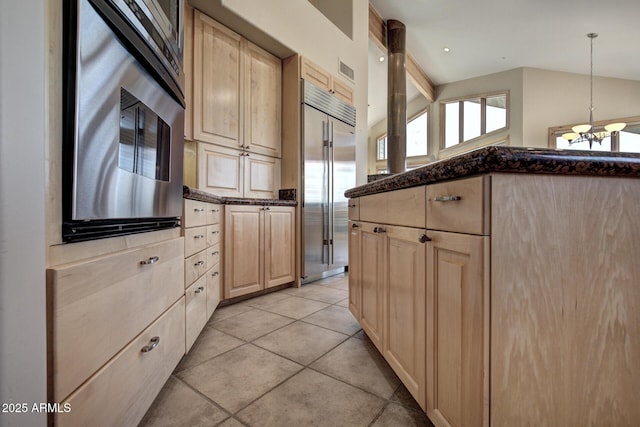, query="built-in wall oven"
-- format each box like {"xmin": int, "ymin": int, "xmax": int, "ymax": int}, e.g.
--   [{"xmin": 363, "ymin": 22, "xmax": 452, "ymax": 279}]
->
[{"xmin": 63, "ymin": 0, "xmax": 185, "ymax": 242}]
